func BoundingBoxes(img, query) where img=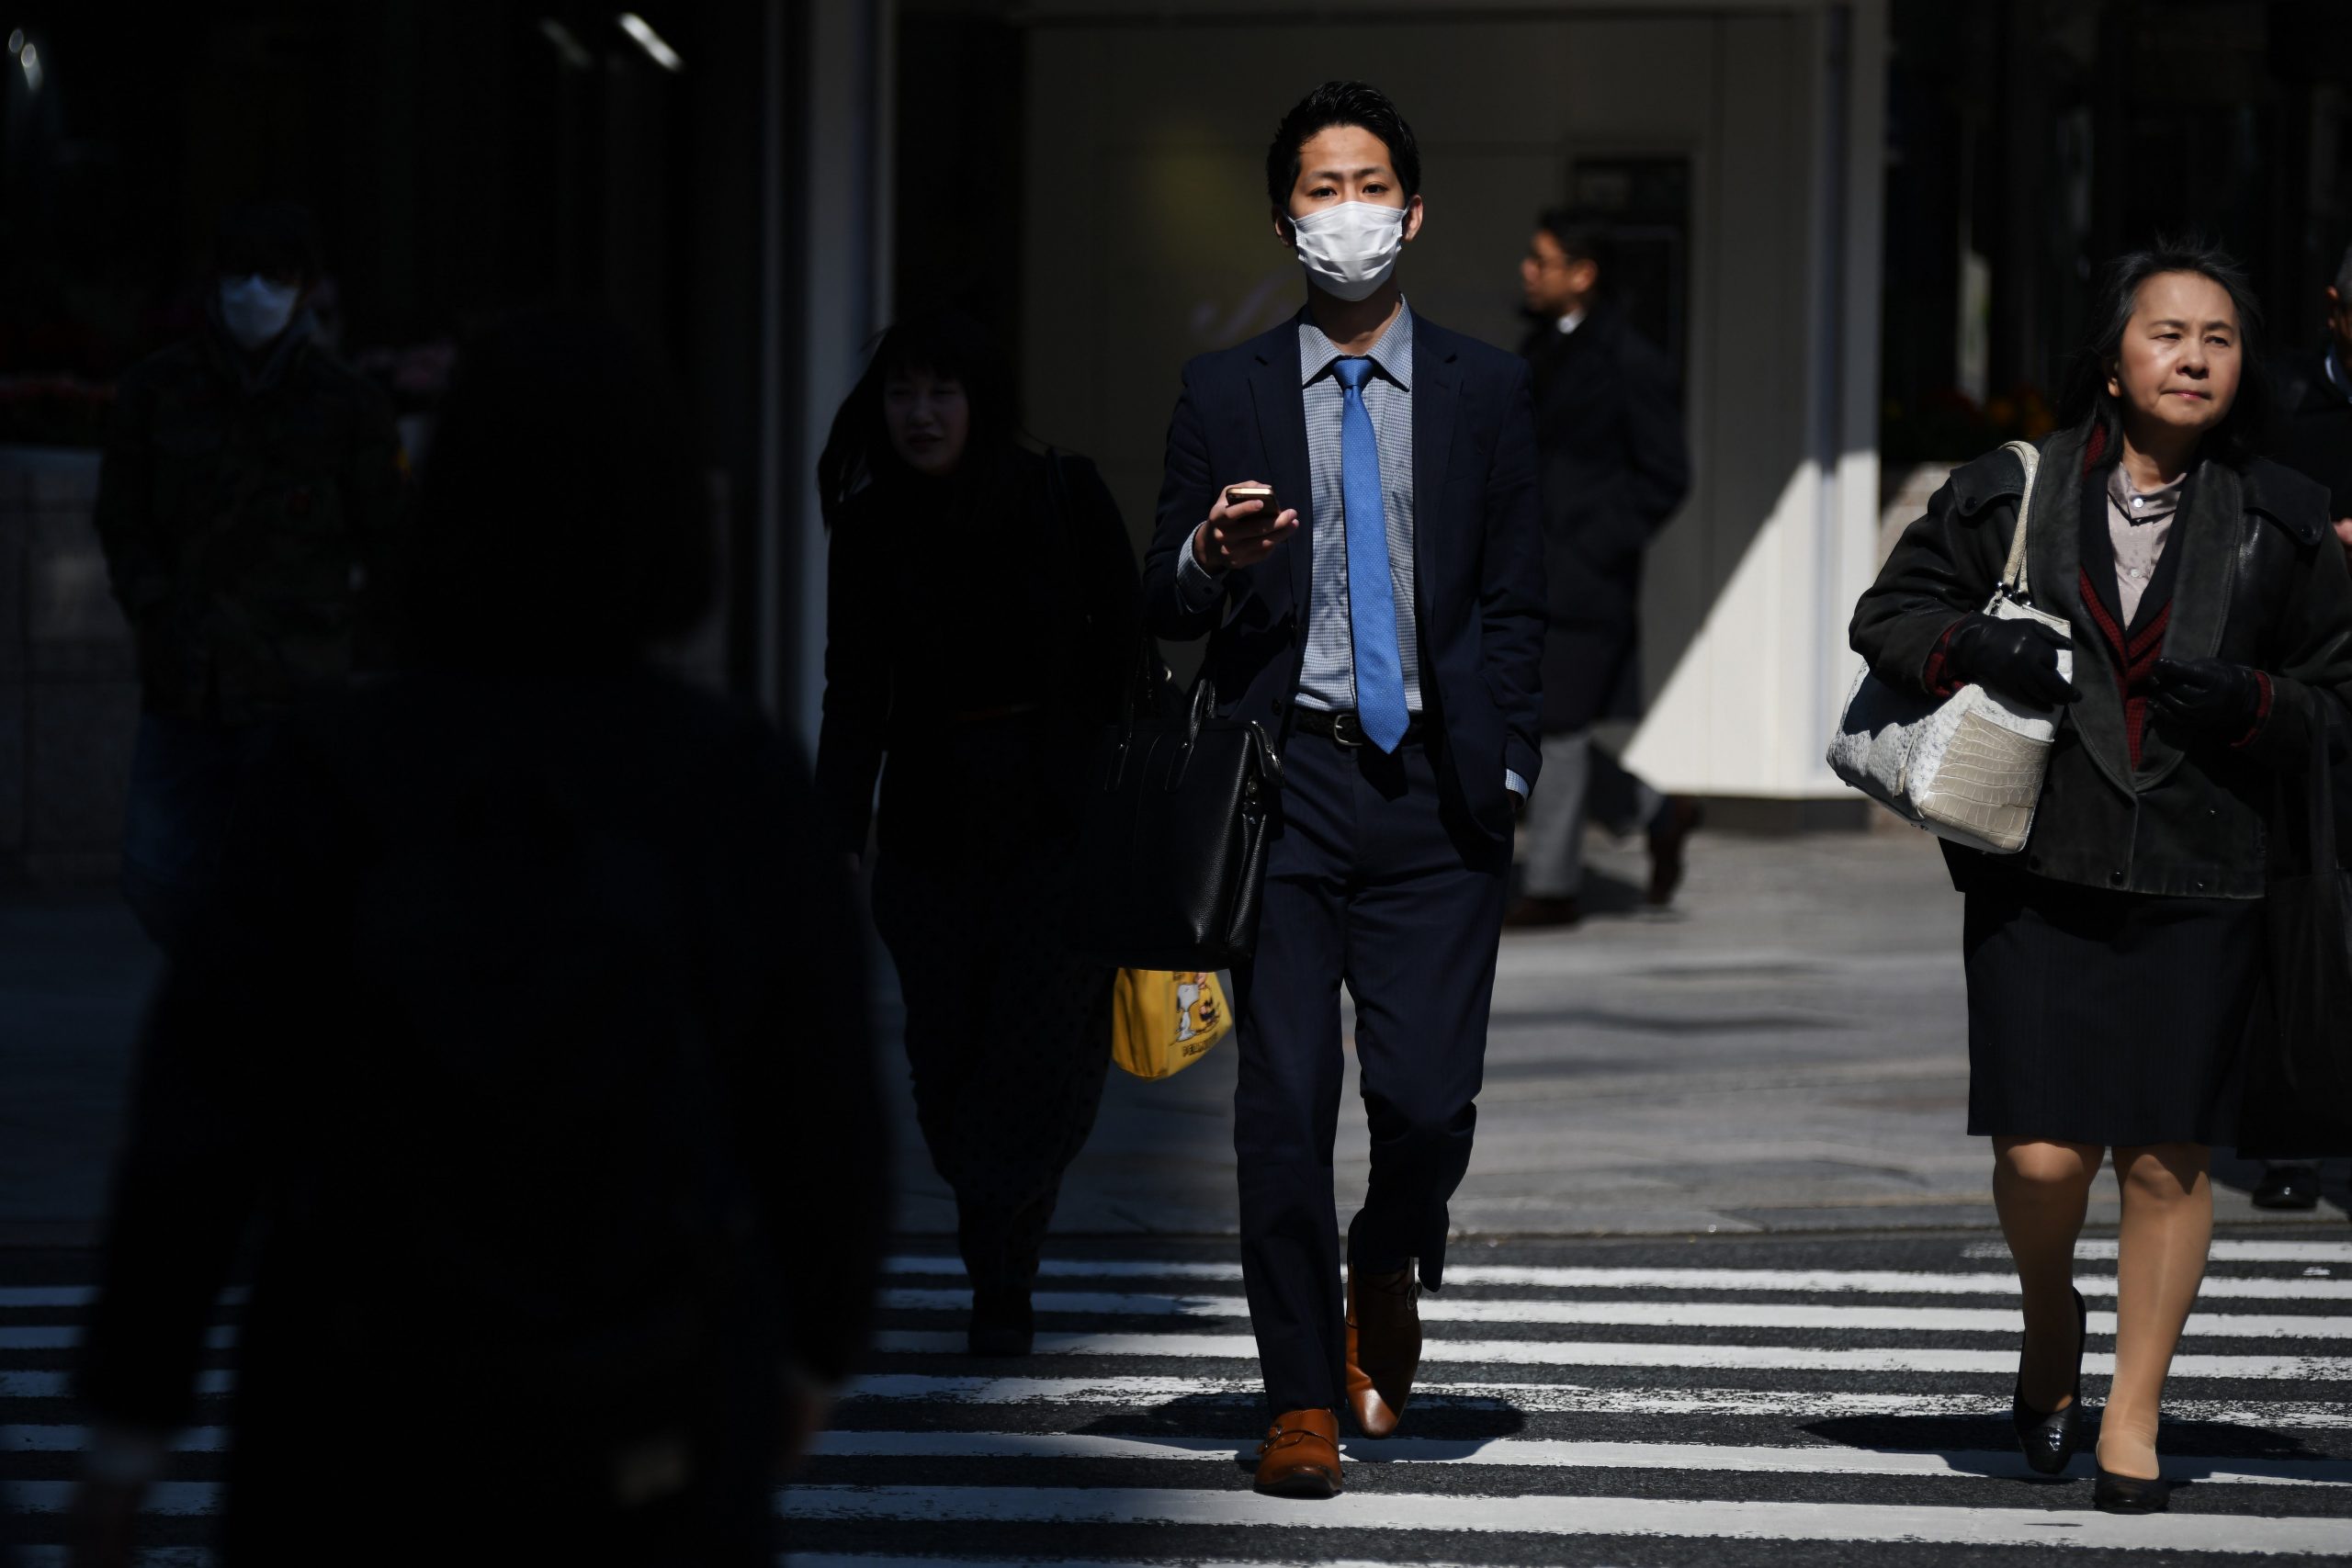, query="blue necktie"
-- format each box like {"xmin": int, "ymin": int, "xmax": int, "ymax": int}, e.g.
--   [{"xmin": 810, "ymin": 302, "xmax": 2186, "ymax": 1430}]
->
[{"xmin": 1331, "ymin": 356, "xmax": 1408, "ymax": 752}]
